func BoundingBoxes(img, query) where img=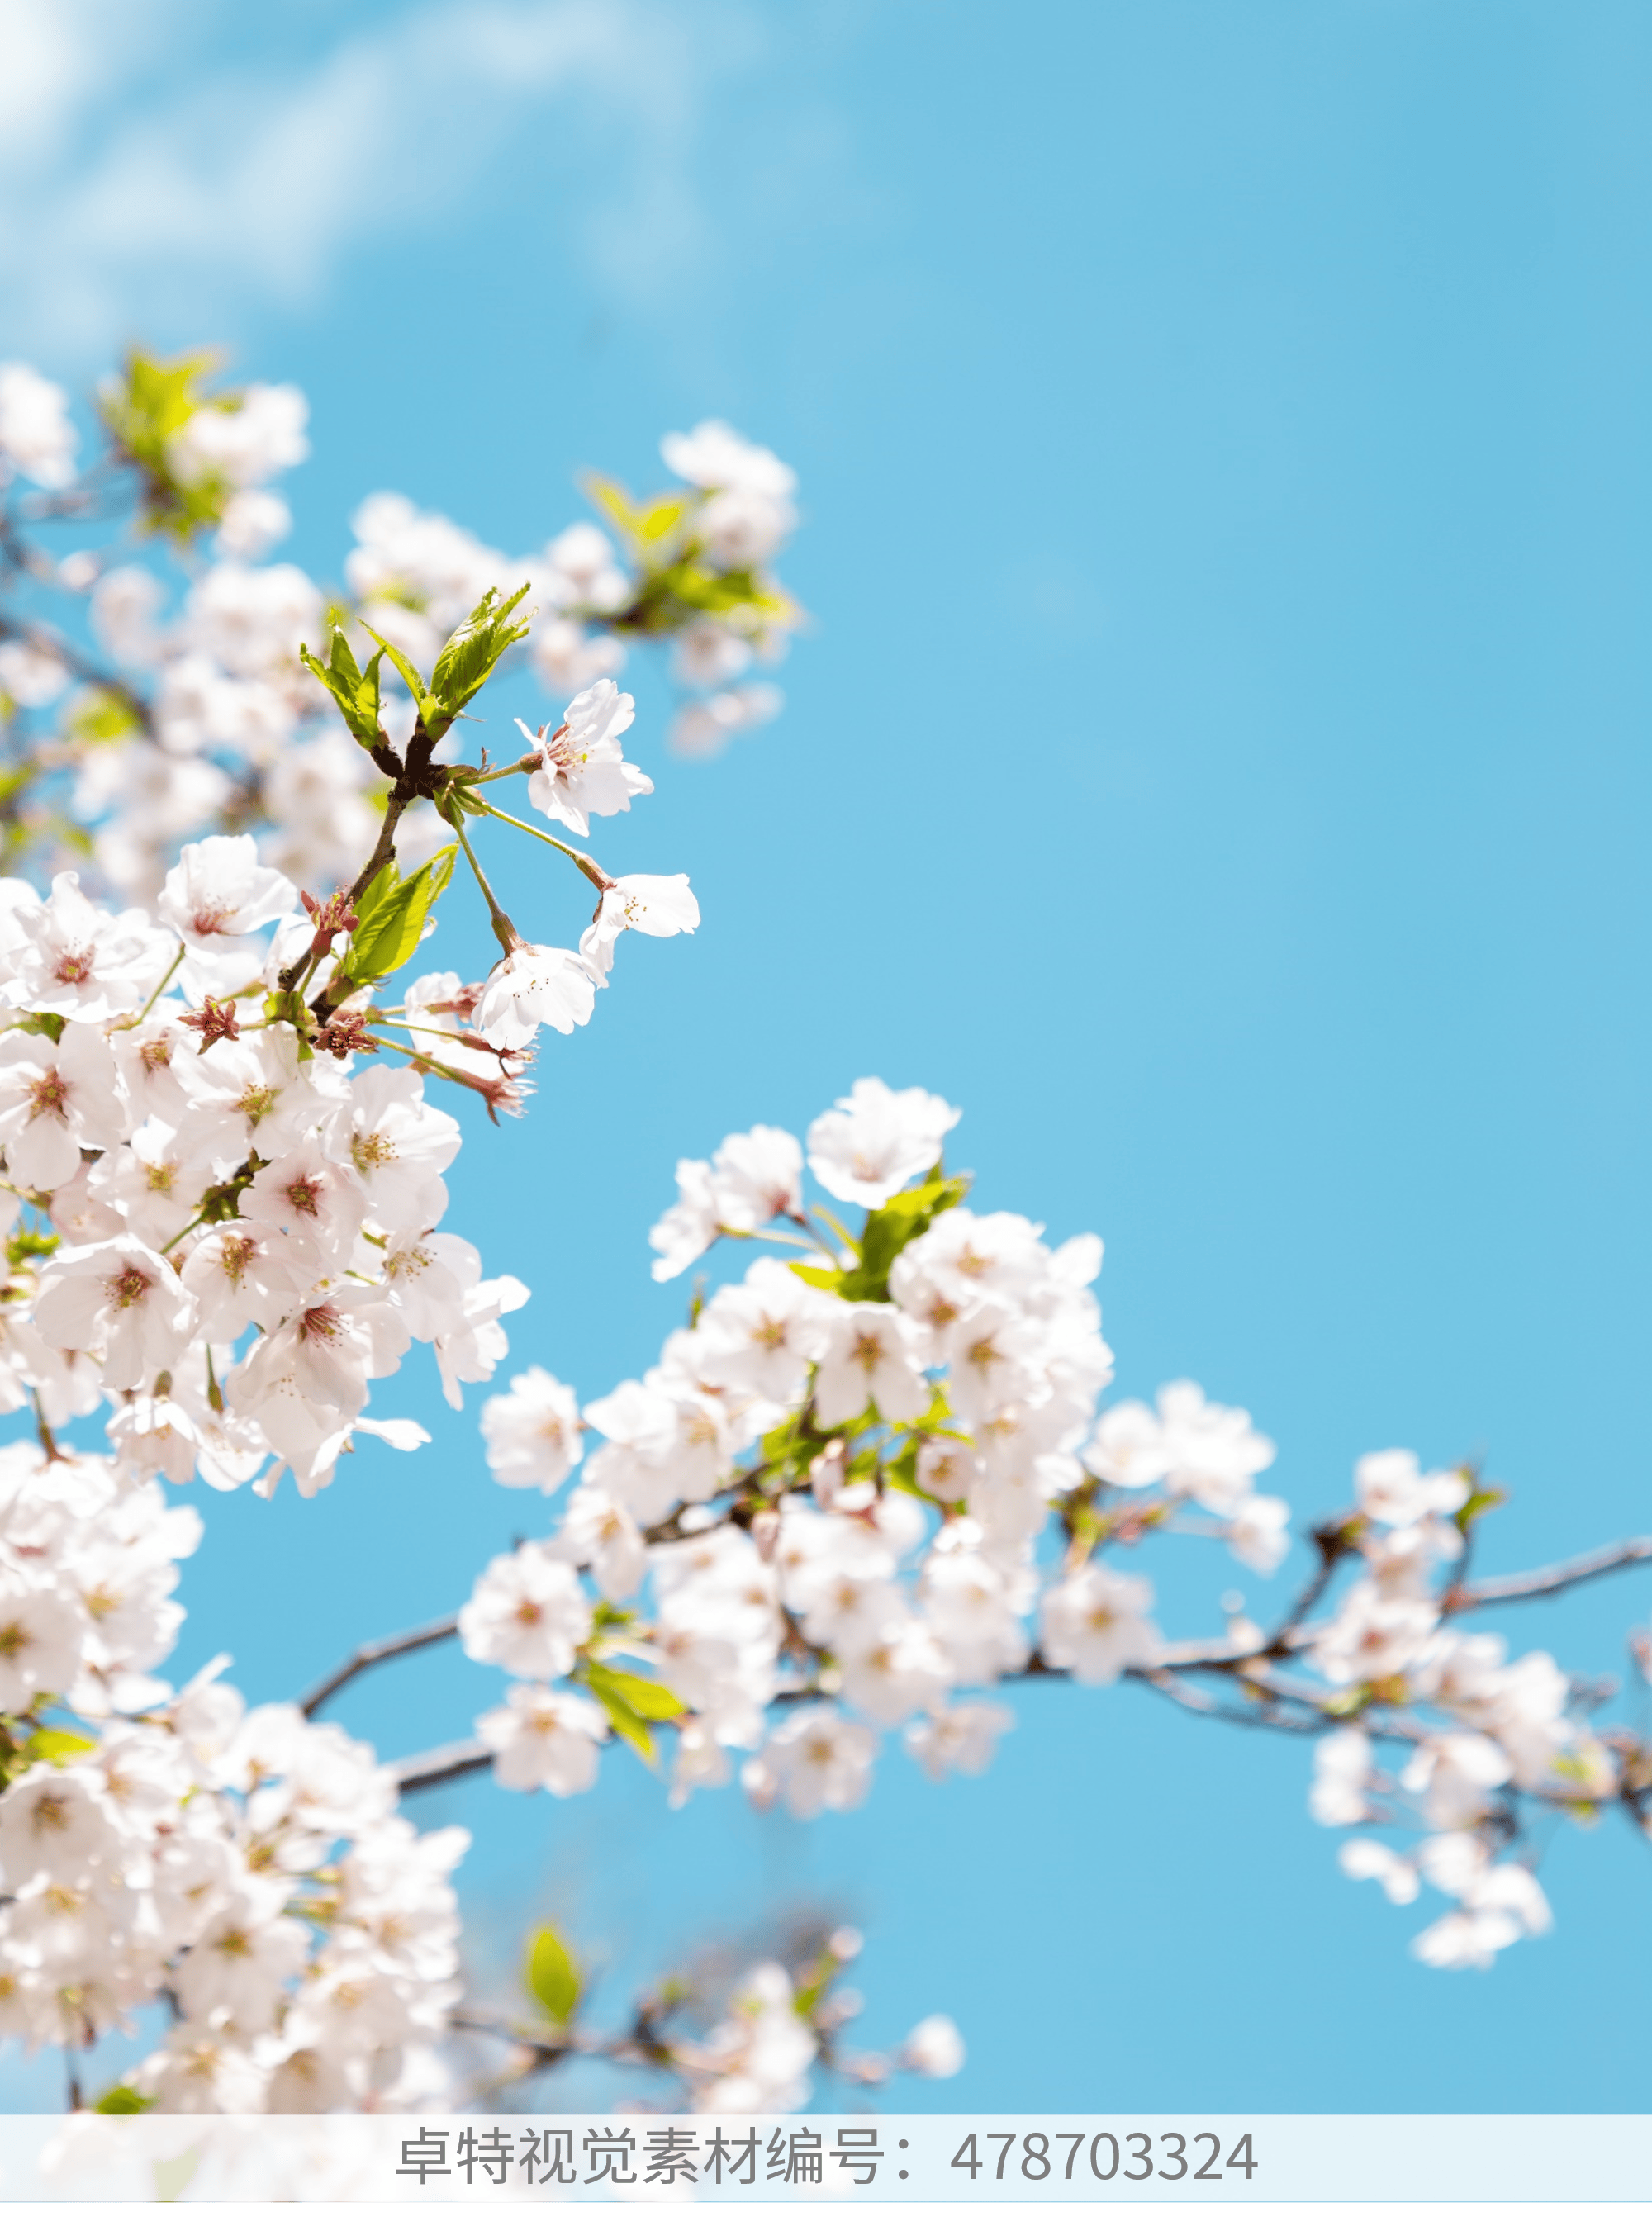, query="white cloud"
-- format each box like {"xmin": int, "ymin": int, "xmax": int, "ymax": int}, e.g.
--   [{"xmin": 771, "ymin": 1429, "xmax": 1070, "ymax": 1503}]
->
[{"xmin": 0, "ymin": 0, "xmax": 762, "ymax": 358}]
